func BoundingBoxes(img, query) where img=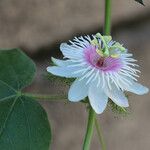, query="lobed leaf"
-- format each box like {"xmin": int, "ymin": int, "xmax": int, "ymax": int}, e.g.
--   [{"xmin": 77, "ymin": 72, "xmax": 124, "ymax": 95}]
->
[{"xmin": 0, "ymin": 49, "xmax": 51, "ymax": 150}]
